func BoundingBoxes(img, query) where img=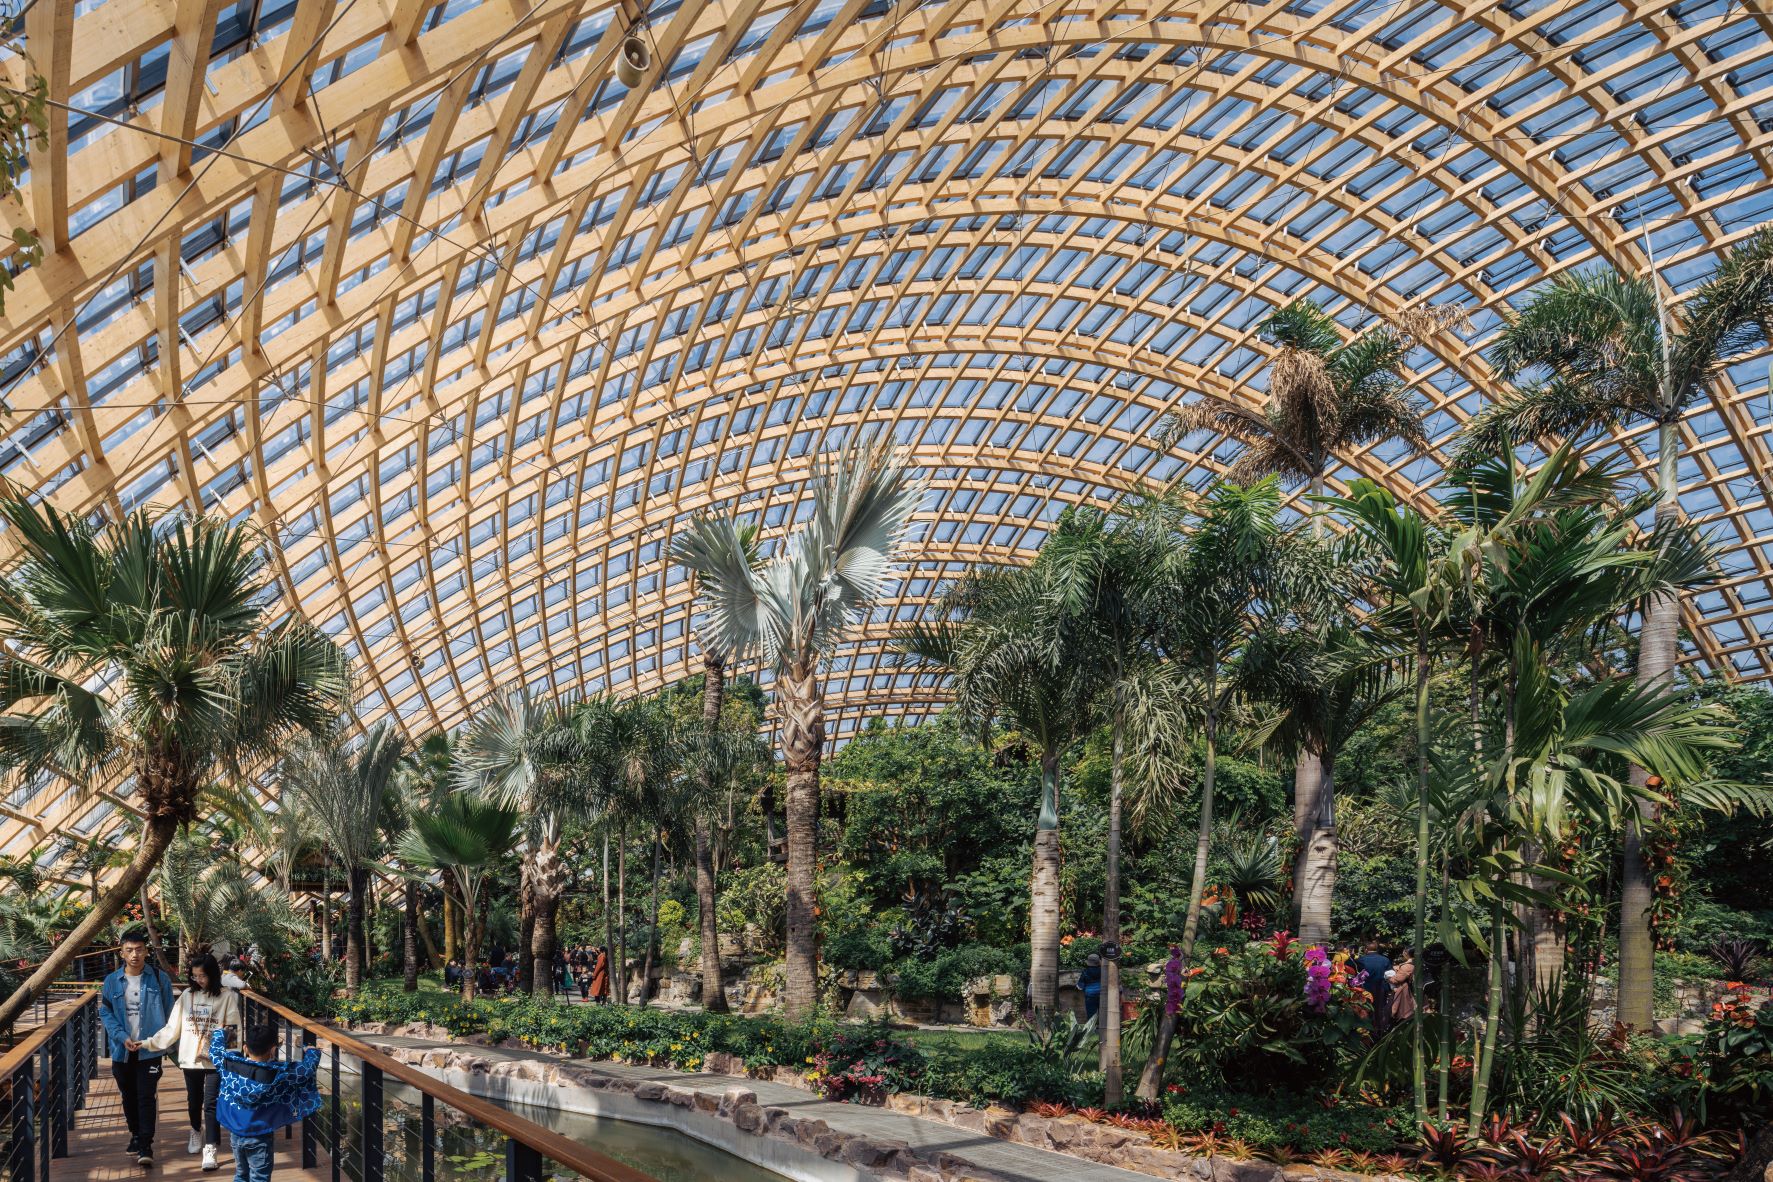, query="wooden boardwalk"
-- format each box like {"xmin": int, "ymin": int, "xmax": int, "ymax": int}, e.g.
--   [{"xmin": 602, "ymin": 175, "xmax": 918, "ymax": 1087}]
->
[{"xmin": 63, "ymin": 1061, "xmax": 330, "ymax": 1182}]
